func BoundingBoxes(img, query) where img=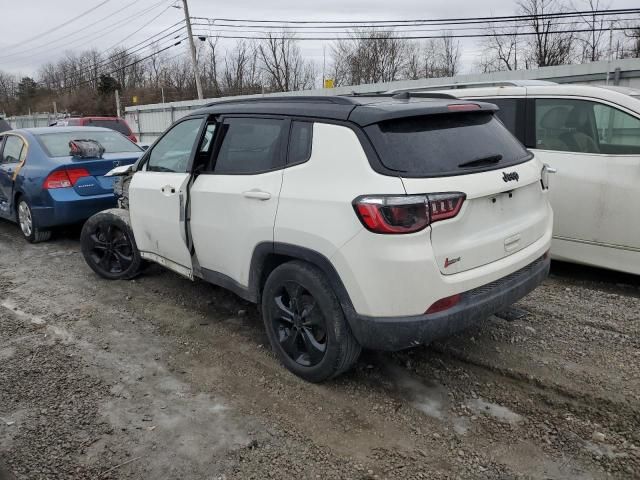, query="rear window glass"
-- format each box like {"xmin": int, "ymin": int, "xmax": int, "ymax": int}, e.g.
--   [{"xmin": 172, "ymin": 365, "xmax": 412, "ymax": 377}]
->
[
  {"xmin": 37, "ymin": 131, "xmax": 142, "ymax": 157},
  {"xmin": 84, "ymin": 119, "xmax": 131, "ymax": 135},
  {"xmin": 365, "ymin": 112, "xmax": 531, "ymax": 177}
]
